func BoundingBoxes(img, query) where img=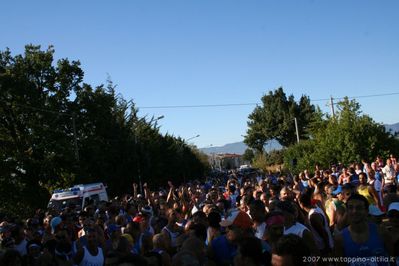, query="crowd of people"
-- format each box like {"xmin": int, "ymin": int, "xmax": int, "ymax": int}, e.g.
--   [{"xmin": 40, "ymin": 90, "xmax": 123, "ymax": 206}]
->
[{"xmin": 1, "ymin": 155, "xmax": 399, "ymax": 266}]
